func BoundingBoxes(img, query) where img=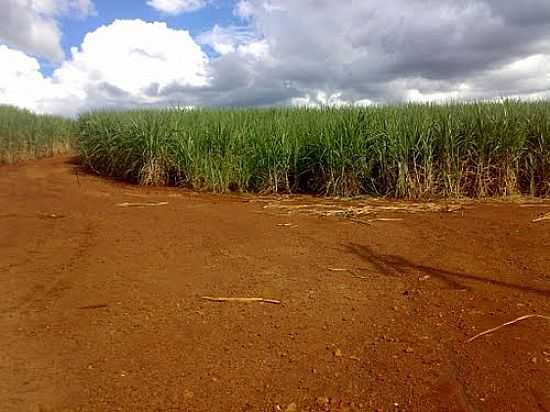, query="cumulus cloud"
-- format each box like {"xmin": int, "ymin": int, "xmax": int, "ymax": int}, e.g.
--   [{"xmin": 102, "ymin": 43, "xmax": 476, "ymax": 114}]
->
[
  {"xmin": 0, "ymin": 20, "xmax": 209, "ymax": 115},
  {"xmin": 197, "ymin": 25, "xmax": 256, "ymax": 55},
  {"xmin": 147, "ymin": 0, "xmax": 207, "ymax": 15},
  {"xmin": 55, "ymin": 20, "xmax": 208, "ymax": 96},
  {"xmin": 2, "ymin": 1, "xmax": 550, "ymax": 114},
  {"xmin": 0, "ymin": 0, "xmax": 95, "ymax": 61},
  {"xmin": 0, "ymin": 45, "xmax": 53, "ymax": 111}
]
